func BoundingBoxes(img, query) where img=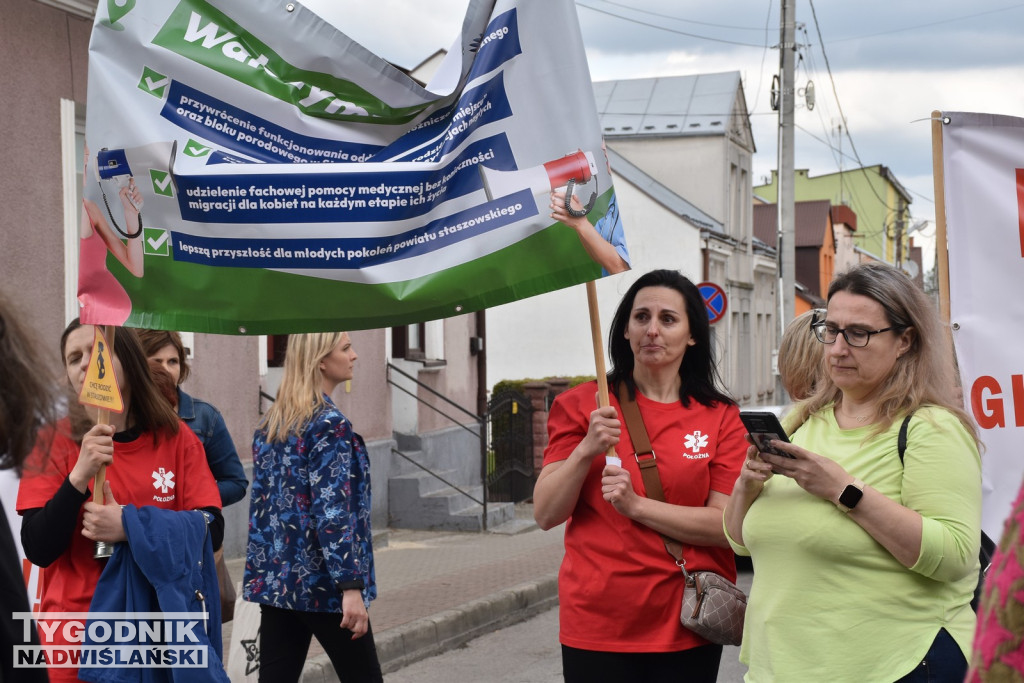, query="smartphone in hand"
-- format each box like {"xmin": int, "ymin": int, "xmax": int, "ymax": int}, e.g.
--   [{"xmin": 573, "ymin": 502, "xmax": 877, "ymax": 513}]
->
[{"xmin": 739, "ymin": 411, "xmax": 793, "ymax": 458}]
